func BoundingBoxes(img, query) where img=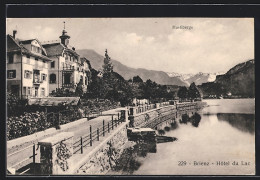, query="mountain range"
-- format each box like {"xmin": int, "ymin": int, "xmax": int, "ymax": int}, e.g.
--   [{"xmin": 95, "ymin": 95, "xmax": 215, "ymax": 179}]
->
[
  {"xmin": 77, "ymin": 49, "xmax": 251, "ymax": 88},
  {"xmin": 77, "ymin": 49, "xmax": 189, "ymax": 86},
  {"xmin": 167, "ymin": 72, "xmax": 225, "ymax": 85},
  {"xmin": 199, "ymin": 59, "xmax": 255, "ymax": 98}
]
